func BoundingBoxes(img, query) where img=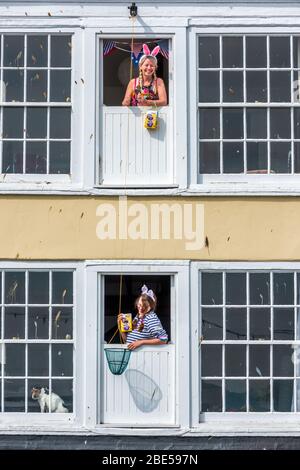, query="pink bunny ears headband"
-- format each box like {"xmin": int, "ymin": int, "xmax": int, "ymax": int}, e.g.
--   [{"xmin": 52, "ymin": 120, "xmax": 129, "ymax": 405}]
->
[
  {"xmin": 141, "ymin": 284, "xmax": 156, "ymax": 301},
  {"xmin": 138, "ymin": 44, "xmax": 160, "ymax": 65}
]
